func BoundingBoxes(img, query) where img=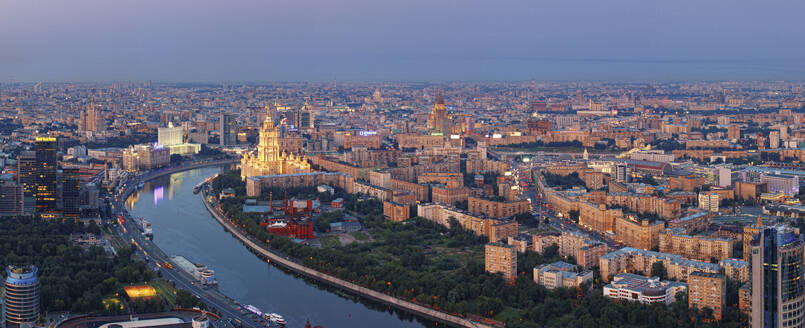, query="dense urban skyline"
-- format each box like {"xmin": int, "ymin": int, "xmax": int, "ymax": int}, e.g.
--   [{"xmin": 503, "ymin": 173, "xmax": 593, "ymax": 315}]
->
[{"xmin": 3, "ymin": 0, "xmax": 805, "ymax": 82}]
